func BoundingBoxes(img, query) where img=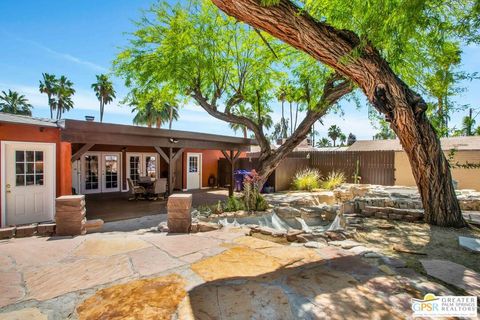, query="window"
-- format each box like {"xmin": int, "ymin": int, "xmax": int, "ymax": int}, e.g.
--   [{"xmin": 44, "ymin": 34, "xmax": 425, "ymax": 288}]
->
[
  {"xmin": 189, "ymin": 156, "xmax": 198, "ymax": 173},
  {"xmin": 15, "ymin": 150, "xmax": 44, "ymax": 186}
]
